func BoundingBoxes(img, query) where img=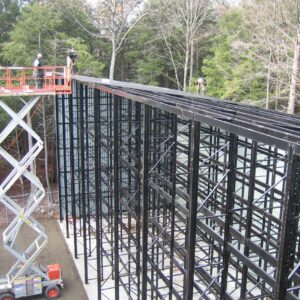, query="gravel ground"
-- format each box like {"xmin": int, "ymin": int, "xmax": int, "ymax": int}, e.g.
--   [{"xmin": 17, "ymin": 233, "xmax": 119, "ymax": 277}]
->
[{"xmin": 0, "ymin": 219, "xmax": 89, "ymax": 300}]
